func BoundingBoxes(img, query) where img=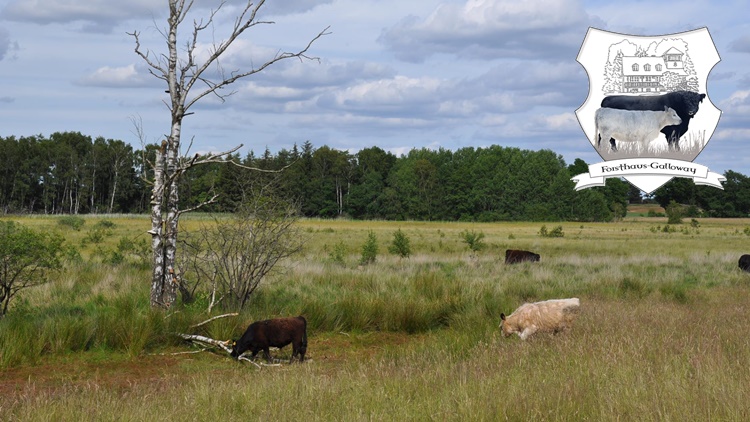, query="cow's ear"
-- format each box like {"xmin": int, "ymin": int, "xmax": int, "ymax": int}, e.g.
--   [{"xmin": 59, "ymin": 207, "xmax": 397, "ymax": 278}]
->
[{"xmin": 500, "ymin": 313, "xmax": 506, "ymax": 321}]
